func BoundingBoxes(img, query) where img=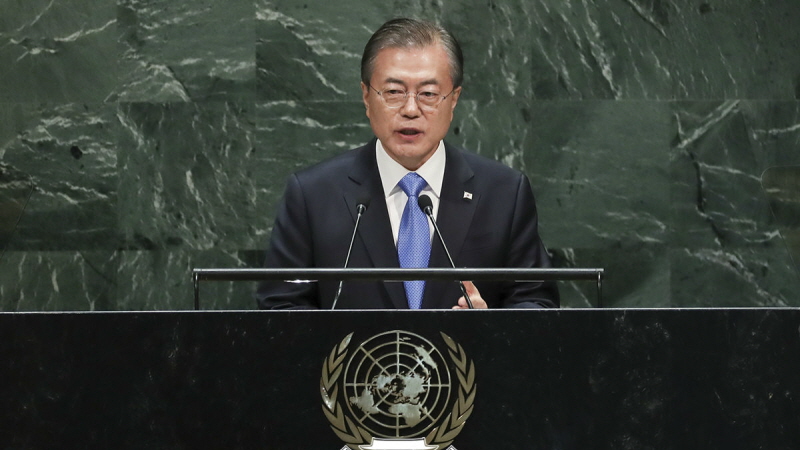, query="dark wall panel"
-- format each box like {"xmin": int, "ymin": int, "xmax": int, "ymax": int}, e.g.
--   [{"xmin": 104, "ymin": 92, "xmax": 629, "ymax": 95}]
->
[{"xmin": 0, "ymin": 0, "xmax": 798, "ymax": 309}]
